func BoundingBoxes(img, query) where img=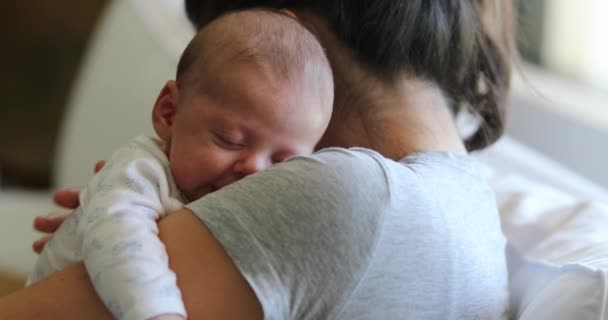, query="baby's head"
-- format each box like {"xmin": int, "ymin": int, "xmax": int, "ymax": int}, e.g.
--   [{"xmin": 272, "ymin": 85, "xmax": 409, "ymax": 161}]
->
[{"xmin": 152, "ymin": 9, "xmax": 333, "ymax": 200}]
